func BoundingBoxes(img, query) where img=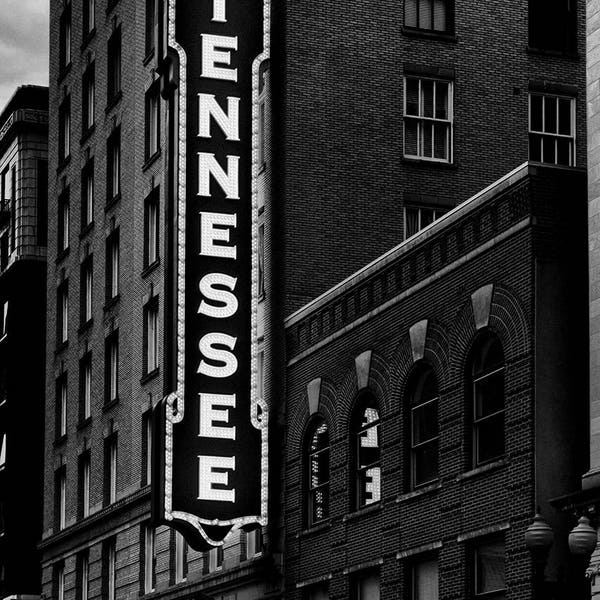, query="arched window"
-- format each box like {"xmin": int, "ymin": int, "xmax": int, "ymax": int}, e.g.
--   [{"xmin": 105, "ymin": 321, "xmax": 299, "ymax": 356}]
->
[
  {"xmin": 306, "ymin": 417, "xmax": 329, "ymax": 526},
  {"xmin": 352, "ymin": 396, "xmax": 381, "ymax": 509},
  {"xmin": 407, "ymin": 364, "xmax": 439, "ymax": 488},
  {"xmin": 470, "ymin": 333, "xmax": 505, "ymax": 466}
]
